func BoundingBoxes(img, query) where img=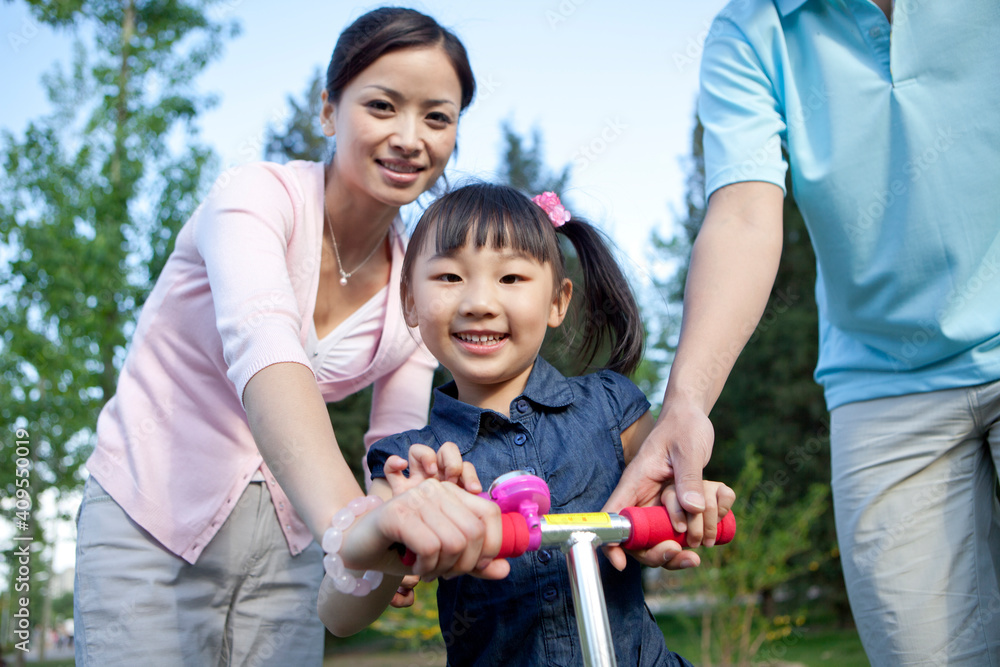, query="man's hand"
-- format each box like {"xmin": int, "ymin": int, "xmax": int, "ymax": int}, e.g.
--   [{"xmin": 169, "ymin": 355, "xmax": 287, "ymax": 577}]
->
[{"xmin": 601, "ymin": 398, "xmax": 715, "ymax": 570}]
